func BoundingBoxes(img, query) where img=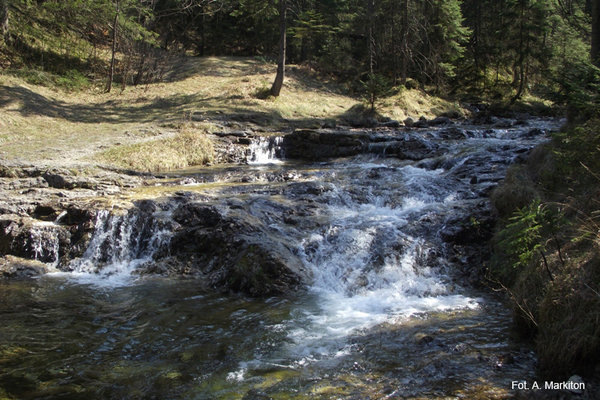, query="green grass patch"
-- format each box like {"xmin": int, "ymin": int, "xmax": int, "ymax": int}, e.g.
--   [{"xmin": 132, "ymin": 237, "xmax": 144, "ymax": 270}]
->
[{"xmin": 7, "ymin": 67, "xmax": 91, "ymax": 92}]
